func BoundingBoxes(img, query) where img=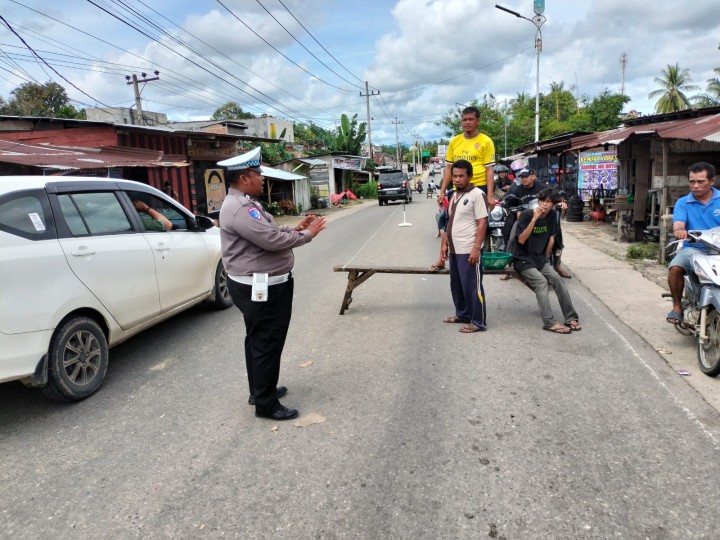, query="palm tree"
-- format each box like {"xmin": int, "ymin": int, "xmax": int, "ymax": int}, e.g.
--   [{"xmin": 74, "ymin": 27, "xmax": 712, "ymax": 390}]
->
[
  {"xmin": 648, "ymin": 63, "xmax": 700, "ymax": 113},
  {"xmin": 692, "ymin": 67, "xmax": 720, "ymax": 108}
]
